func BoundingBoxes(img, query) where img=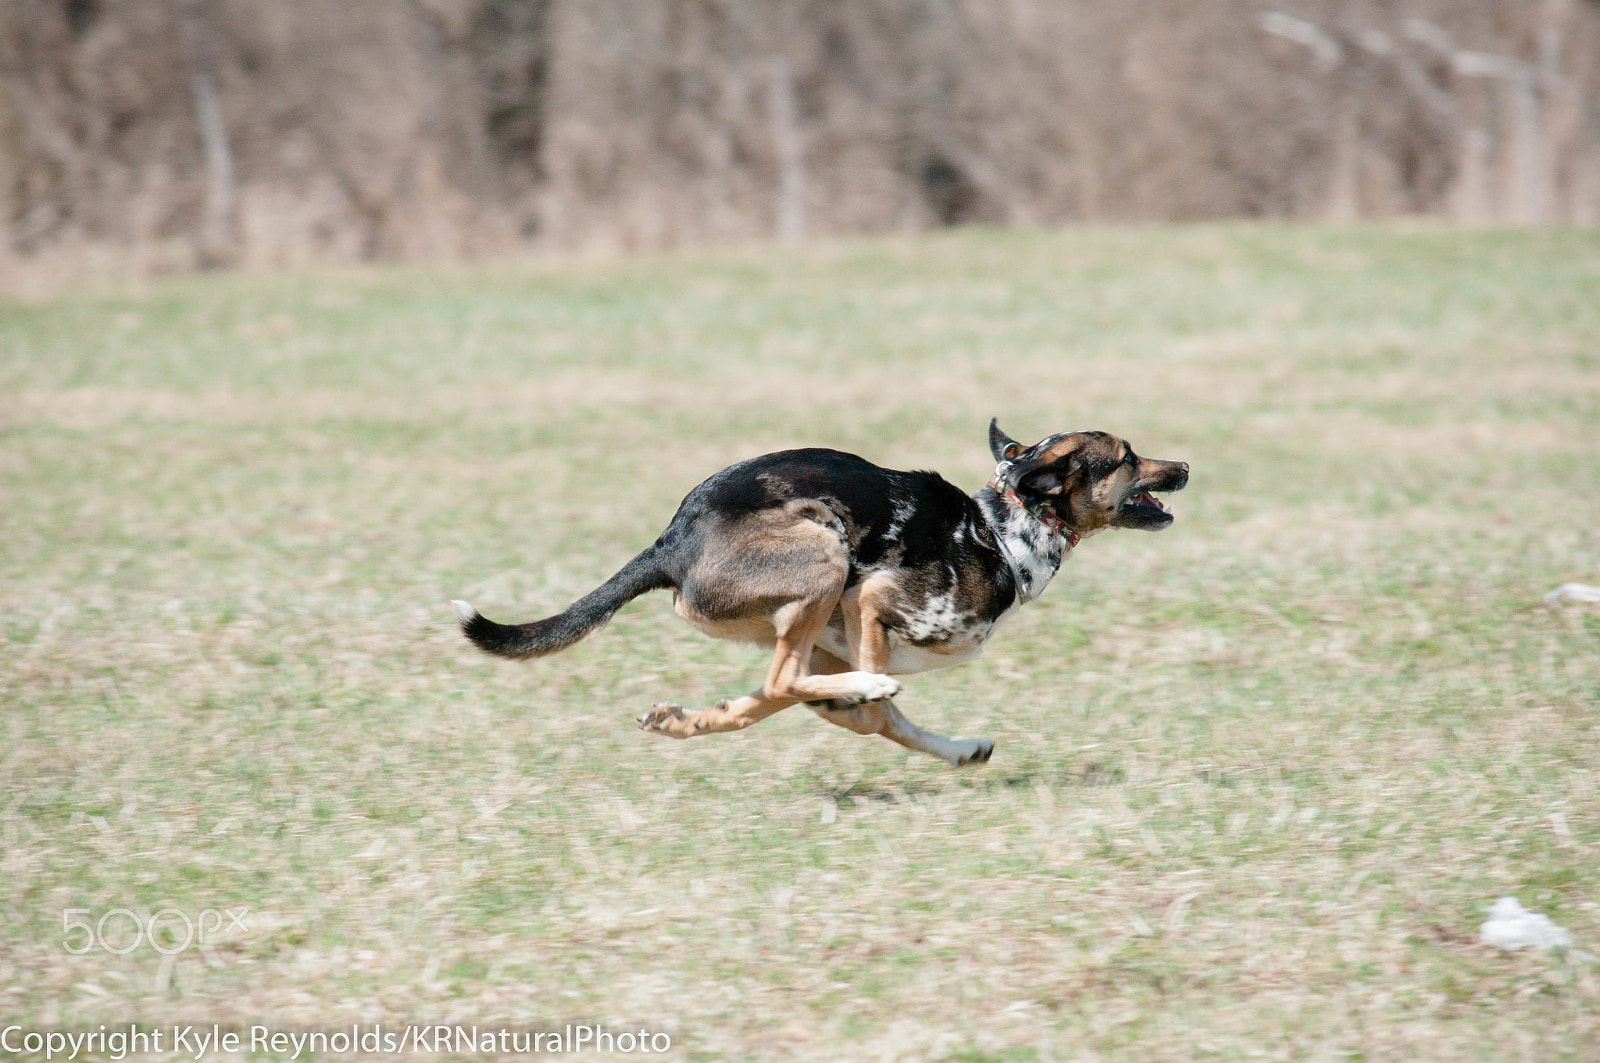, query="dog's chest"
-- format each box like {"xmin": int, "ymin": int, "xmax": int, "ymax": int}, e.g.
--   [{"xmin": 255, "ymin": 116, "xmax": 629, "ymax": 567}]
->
[{"xmin": 820, "ymin": 589, "xmax": 1017, "ymax": 675}]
